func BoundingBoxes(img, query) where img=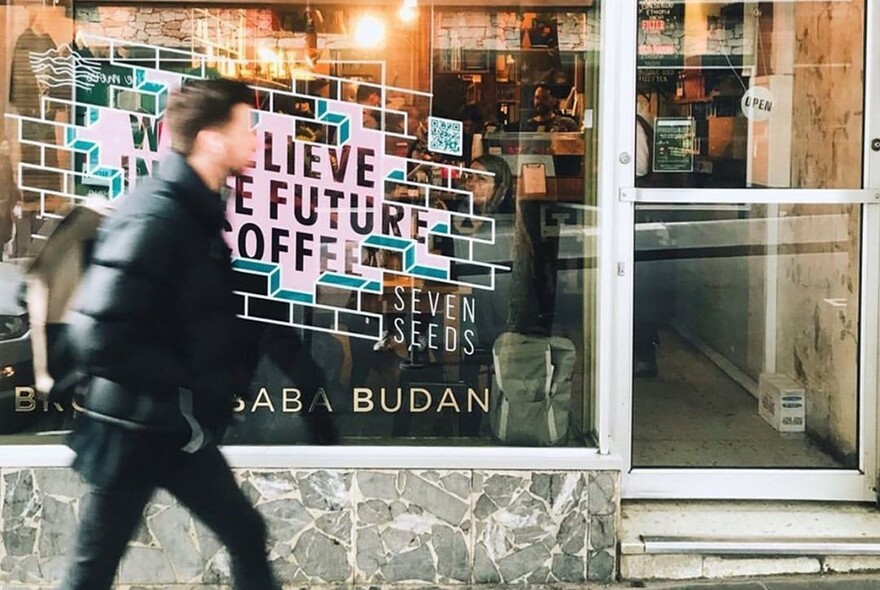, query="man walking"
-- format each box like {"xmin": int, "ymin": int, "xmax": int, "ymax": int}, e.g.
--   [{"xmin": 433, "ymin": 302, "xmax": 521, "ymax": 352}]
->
[{"xmin": 60, "ymin": 78, "xmax": 277, "ymax": 590}]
